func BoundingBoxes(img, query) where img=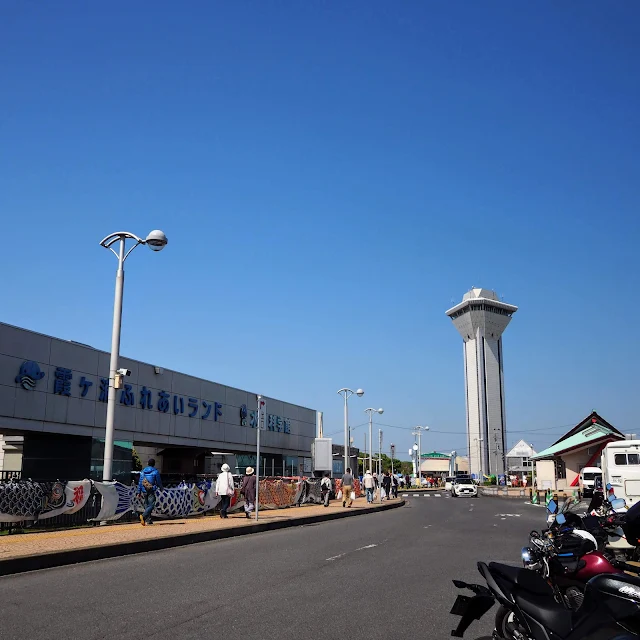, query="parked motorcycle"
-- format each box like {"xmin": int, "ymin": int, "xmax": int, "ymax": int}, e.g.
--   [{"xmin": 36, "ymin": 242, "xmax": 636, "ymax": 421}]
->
[
  {"xmin": 521, "ymin": 520, "xmax": 621, "ymax": 611},
  {"xmin": 554, "ymin": 489, "xmax": 640, "ymax": 563},
  {"xmin": 450, "ymin": 560, "xmax": 640, "ymax": 639}
]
